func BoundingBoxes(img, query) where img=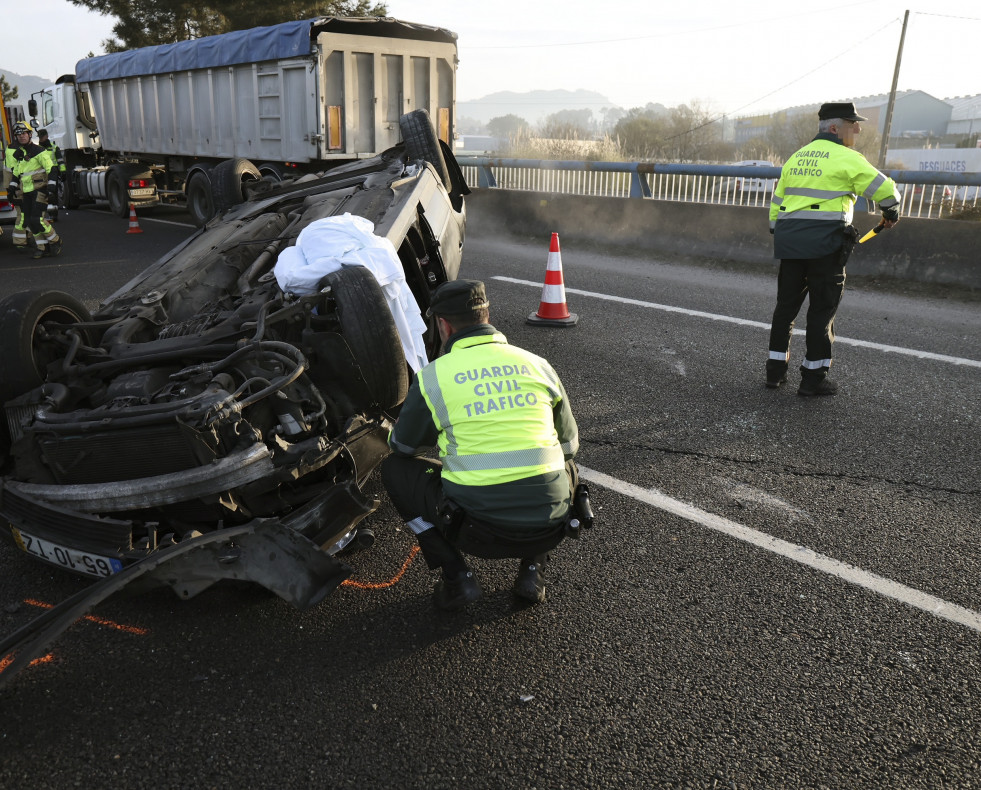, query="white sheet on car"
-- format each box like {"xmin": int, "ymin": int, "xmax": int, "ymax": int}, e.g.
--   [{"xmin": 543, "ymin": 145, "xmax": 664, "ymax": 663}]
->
[{"xmin": 273, "ymin": 213, "xmax": 429, "ymax": 372}]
